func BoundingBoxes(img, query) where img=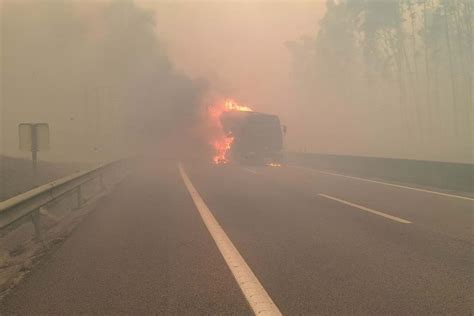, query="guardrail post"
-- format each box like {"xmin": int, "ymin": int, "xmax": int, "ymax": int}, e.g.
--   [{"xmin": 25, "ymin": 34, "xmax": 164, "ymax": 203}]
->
[{"xmin": 30, "ymin": 209, "xmax": 45, "ymax": 246}]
